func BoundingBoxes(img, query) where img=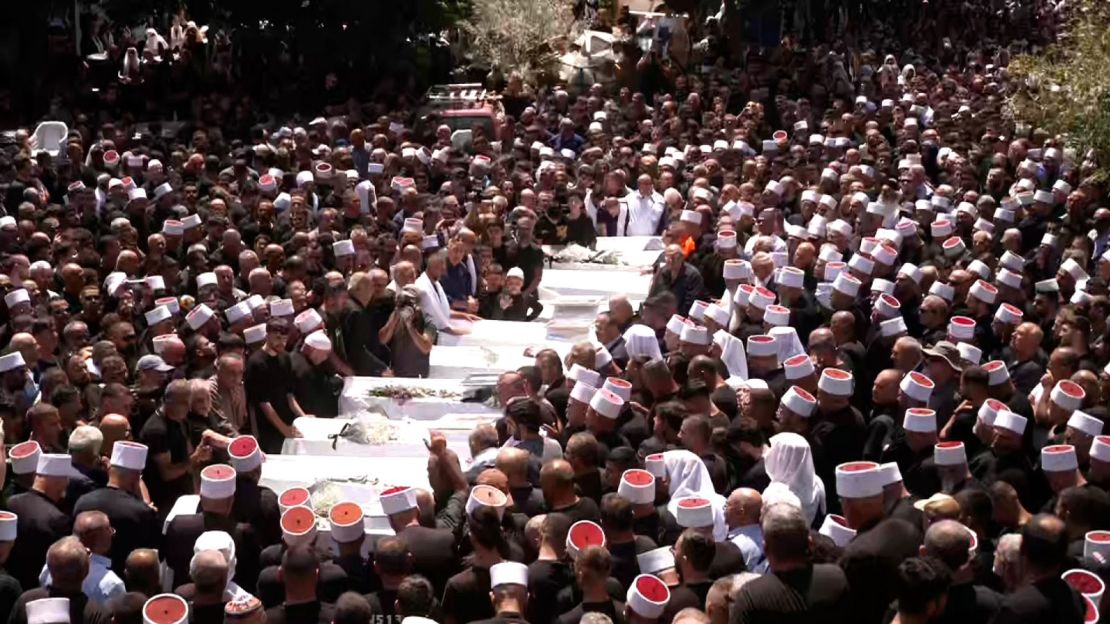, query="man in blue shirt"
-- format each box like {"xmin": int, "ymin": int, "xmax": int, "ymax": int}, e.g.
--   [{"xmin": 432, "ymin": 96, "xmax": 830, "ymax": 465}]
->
[
  {"xmin": 549, "ymin": 118, "xmax": 585, "ymax": 156},
  {"xmin": 39, "ymin": 511, "xmax": 125, "ymax": 606},
  {"xmin": 440, "ymin": 239, "xmax": 474, "ymax": 312},
  {"xmin": 725, "ymin": 488, "xmax": 768, "ymax": 574}
]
